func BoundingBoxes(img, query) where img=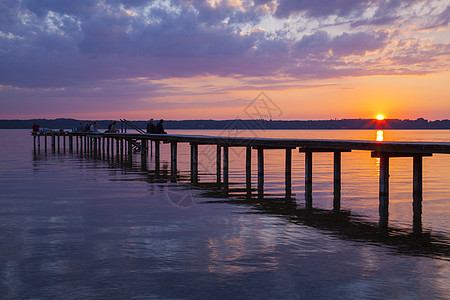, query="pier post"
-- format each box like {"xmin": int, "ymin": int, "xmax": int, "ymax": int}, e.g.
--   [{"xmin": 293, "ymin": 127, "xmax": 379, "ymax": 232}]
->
[
  {"xmin": 120, "ymin": 138, "xmax": 124, "ymax": 159},
  {"xmin": 257, "ymin": 147, "xmax": 264, "ymax": 199},
  {"xmin": 44, "ymin": 135, "xmax": 47, "ymax": 151},
  {"xmin": 155, "ymin": 141, "xmax": 160, "ymax": 173},
  {"xmin": 127, "ymin": 139, "xmax": 133, "ymax": 157},
  {"xmin": 106, "ymin": 137, "xmax": 110, "ymax": 159},
  {"xmin": 150, "ymin": 140, "xmax": 153, "ymax": 156},
  {"xmin": 69, "ymin": 135, "xmax": 73, "ymax": 152},
  {"xmin": 57, "ymin": 135, "xmax": 60, "ymax": 152},
  {"xmin": 379, "ymin": 153, "xmax": 389, "ymax": 228},
  {"xmin": 116, "ymin": 138, "xmax": 120, "ymax": 161},
  {"xmin": 190, "ymin": 143, "xmax": 198, "ymax": 183},
  {"xmin": 171, "ymin": 142, "xmax": 177, "ymax": 181},
  {"xmin": 333, "ymin": 151, "xmax": 342, "ymax": 212},
  {"xmin": 93, "ymin": 138, "xmax": 98, "ymax": 156},
  {"xmin": 216, "ymin": 145, "xmax": 221, "ymax": 184},
  {"xmin": 223, "ymin": 146, "xmax": 229, "ymax": 187},
  {"xmin": 285, "ymin": 148, "xmax": 292, "ymax": 199},
  {"xmin": 141, "ymin": 139, "xmax": 147, "ymax": 163},
  {"xmin": 102, "ymin": 137, "xmax": 105, "ymax": 159},
  {"xmin": 246, "ymin": 146, "xmax": 252, "ymax": 195},
  {"xmin": 305, "ymin": 150, "xmax": 313, "ymax": 209},
  {"xmin": 109, "ymin": 138, "xmax": 113, "ymax": 161},
  {"xmin": 413, "ymin": 155, "xmax": 423, "ymax": 234},
  {"xmin": 51, "ymin": 135, "xmax": 55, "ymax": 152}
]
